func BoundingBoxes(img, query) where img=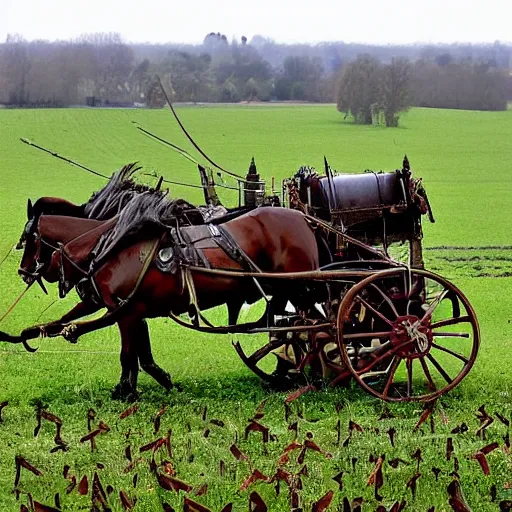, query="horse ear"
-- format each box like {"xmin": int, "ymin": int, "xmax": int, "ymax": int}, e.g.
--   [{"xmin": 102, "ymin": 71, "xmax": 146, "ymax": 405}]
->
[{"xmin": 27, "ymin": 199, "xmax": 33, "ymax": 219}]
